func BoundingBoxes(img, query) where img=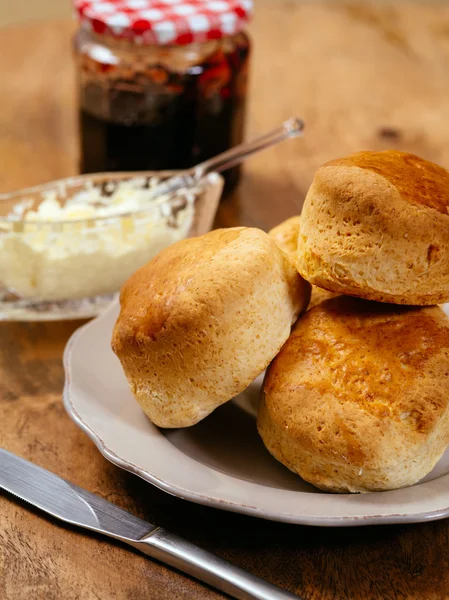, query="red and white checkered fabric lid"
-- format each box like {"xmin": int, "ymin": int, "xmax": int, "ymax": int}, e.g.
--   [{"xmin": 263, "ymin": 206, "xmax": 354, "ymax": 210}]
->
[{"xmin": 74, "ymin": 0, "xmax": 253, "ymax": 45}]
